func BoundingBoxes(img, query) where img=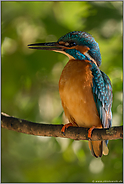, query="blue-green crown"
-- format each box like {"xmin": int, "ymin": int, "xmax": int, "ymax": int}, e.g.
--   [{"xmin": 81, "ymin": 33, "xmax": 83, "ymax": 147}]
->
[{"xmin": 58, "ymin": 31, "xmax": 101, "ymax": 67}]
